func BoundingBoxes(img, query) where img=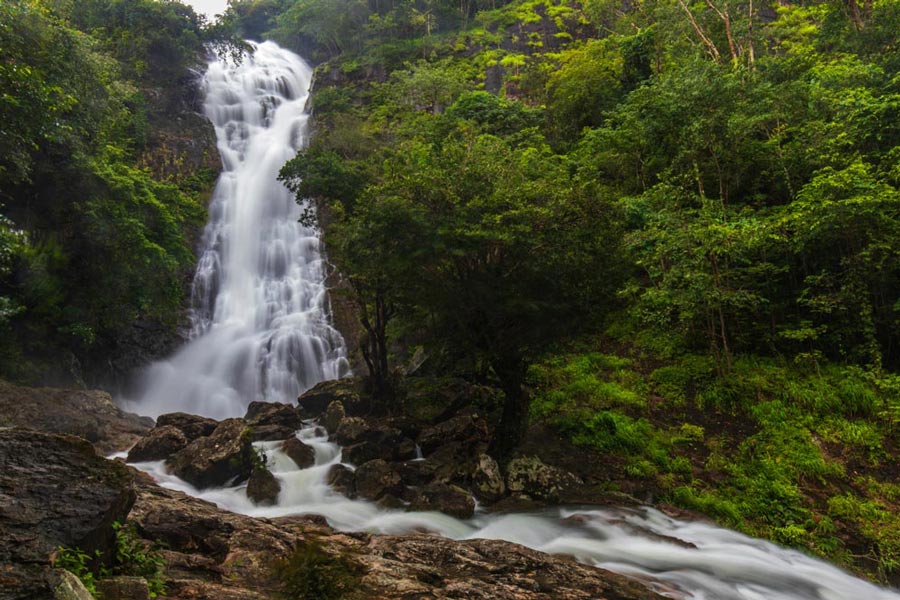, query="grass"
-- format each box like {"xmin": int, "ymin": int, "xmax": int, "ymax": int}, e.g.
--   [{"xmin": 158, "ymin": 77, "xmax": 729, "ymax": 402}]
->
[{"xmin": 528, "ymin": 347, "xmax": 900, "ymax": 584}]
